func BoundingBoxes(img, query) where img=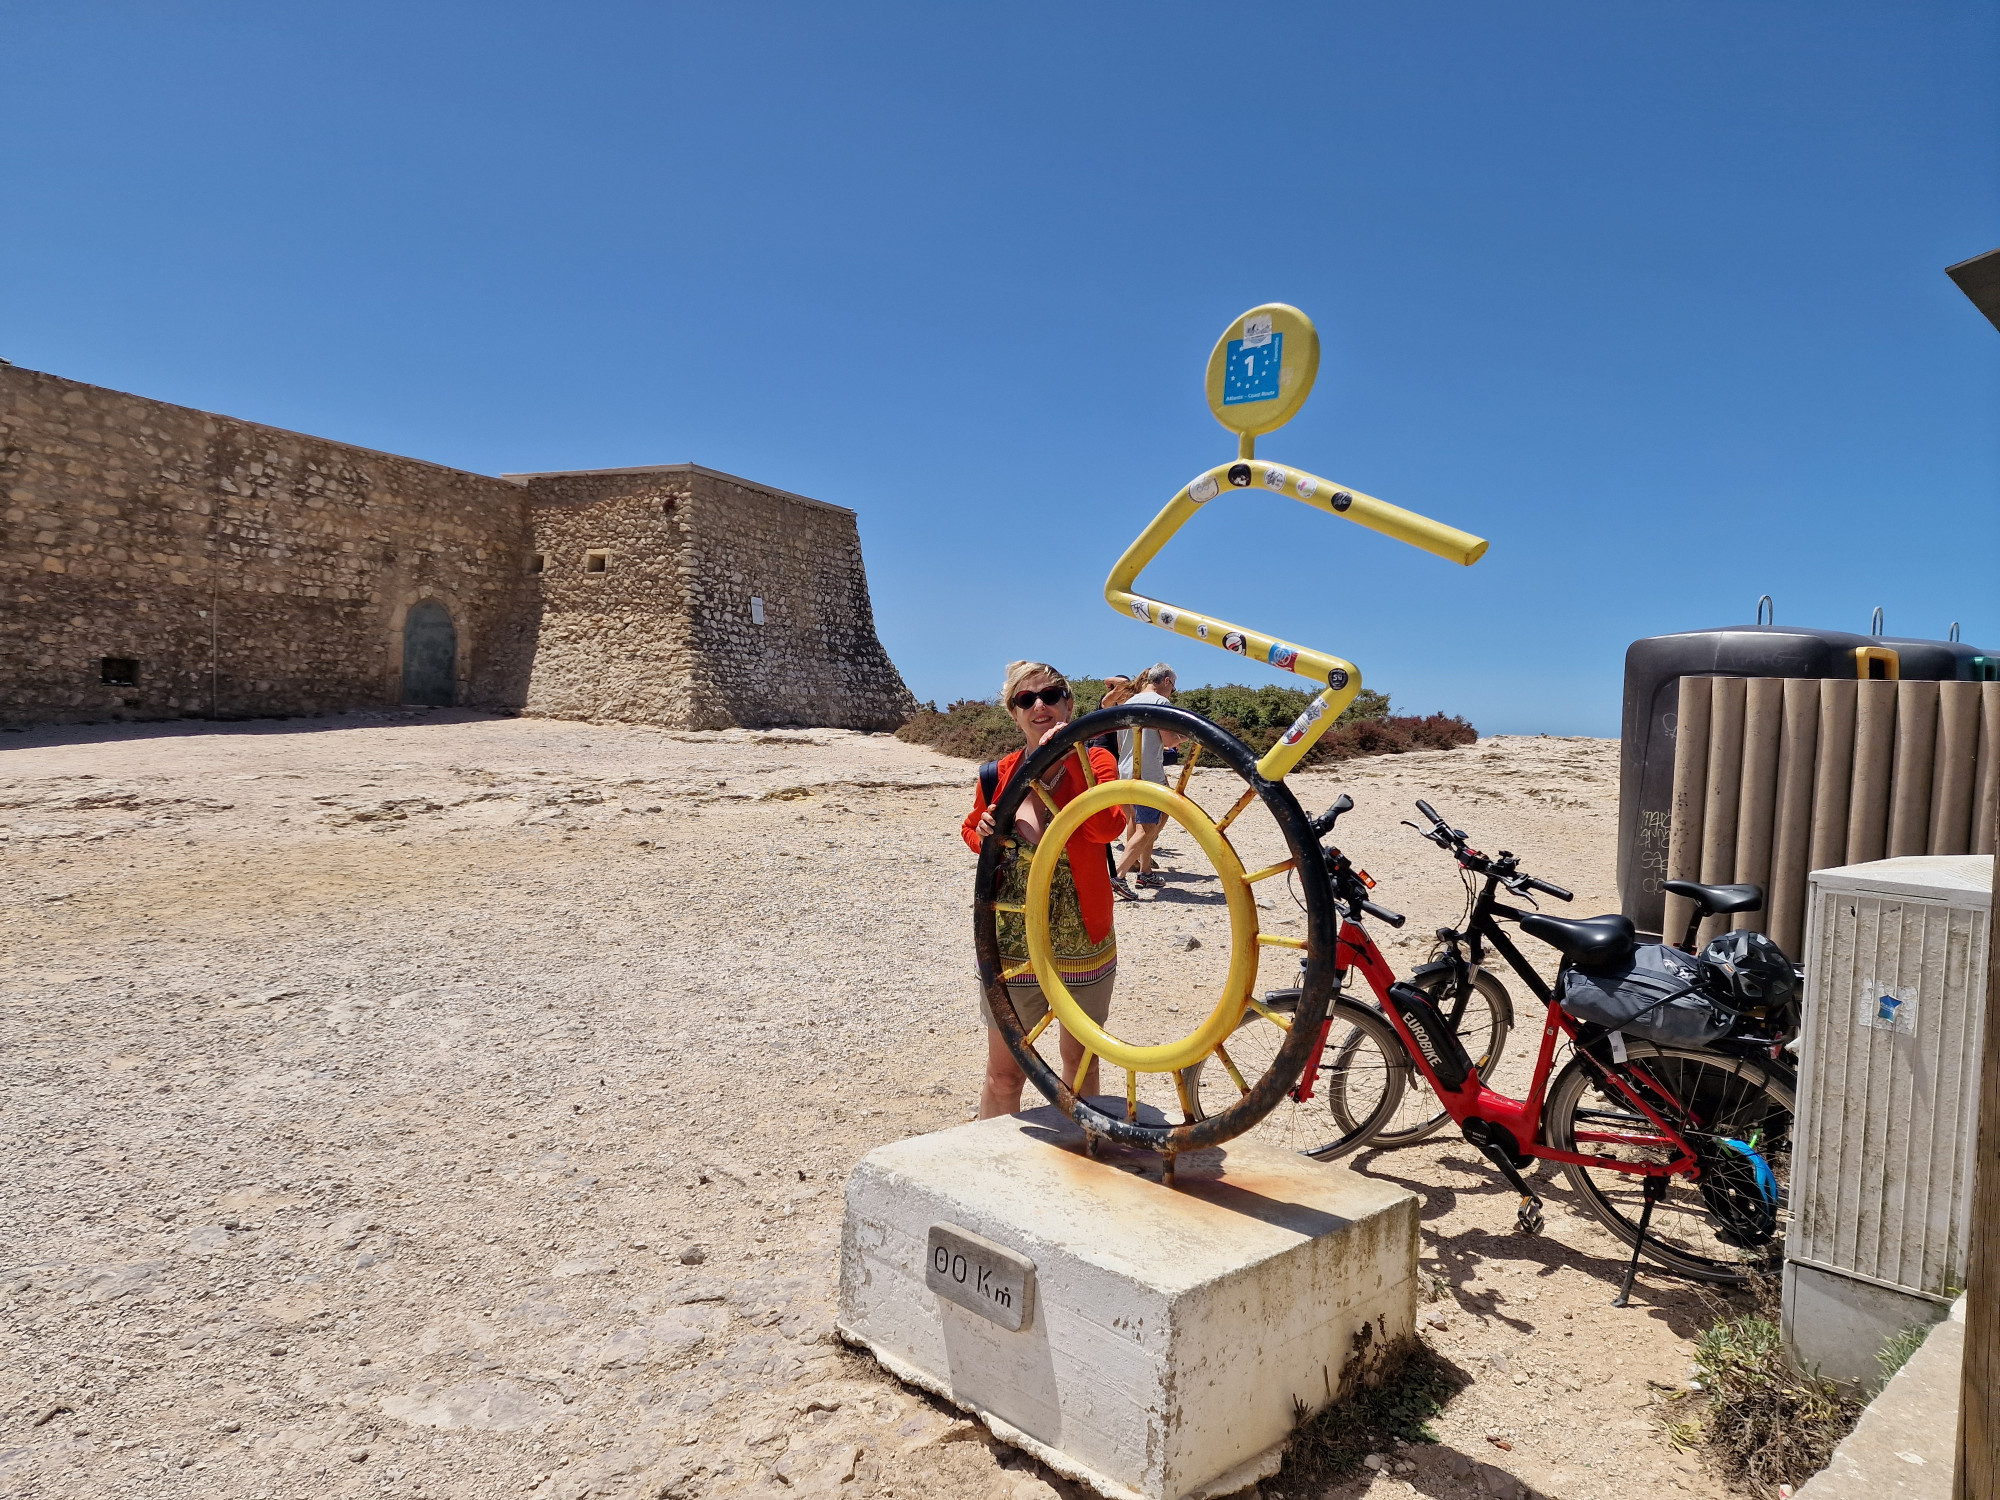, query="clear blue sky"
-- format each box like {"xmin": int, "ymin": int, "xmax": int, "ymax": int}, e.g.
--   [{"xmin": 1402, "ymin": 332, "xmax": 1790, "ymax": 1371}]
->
[{"xmin": 5, "ymin": 4, "xmax": 1996, "ymax": 735}]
